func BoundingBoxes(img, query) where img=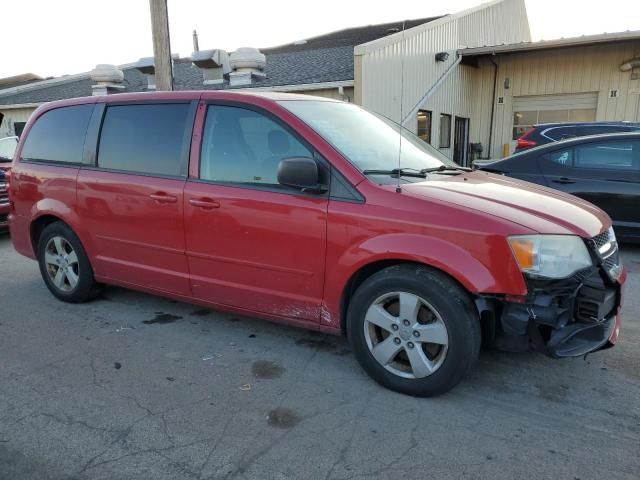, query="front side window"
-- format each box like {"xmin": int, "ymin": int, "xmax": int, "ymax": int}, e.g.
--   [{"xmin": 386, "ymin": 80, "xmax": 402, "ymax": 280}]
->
[
  {"xmin": 98, "ymin": 103, "xmax": 190, "ymax": 176},
  {"xmin": 279, "ymin": 100, "xmax": 452, "ymax": 173},
  {"xmin": 574, "ymin": 141, "xmax": 639, "ymax": 171},
  {"xmin": 200, "ymin": 105, "xmax": 311, "ymax": 185},
  {"xmin": 439, "ymin": 114, "xmax": 451, "ymax": 149},
  {"xmin": 21, "ymin": 104, "xmax": 93, "ymax": 164},
  {"xmin": 544, "ymin": 149, "xmax": 573, "ymax": 167}
]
